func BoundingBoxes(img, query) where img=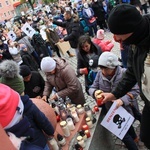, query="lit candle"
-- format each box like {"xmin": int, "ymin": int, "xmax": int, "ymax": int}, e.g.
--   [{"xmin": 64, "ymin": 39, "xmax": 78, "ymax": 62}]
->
[
  {"xmin": 82, "ymin": 124, "xmax": 89, "ymax": 131},
  {"xmin": 86, "ymin": 117, "xmax": 93, "ymax": 129}
]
